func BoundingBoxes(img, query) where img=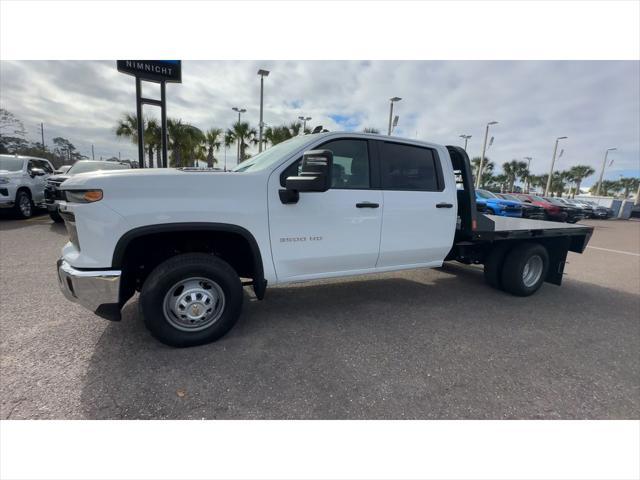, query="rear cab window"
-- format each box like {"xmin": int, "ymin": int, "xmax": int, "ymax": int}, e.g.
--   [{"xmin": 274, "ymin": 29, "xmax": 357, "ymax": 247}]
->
[{"xmin": 379, "ymin": 141, "xmax": 443, "ymax": 192}]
